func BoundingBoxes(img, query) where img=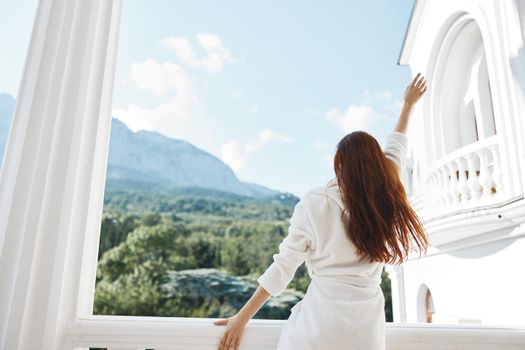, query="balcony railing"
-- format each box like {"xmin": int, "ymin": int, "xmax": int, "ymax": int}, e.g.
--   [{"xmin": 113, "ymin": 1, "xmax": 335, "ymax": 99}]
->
[
  {"xmin": 418, "ymin": 135, "xmax": 506, "ymax": 218},
  {"xmin": 65, "ymin": 316, "xmax": 525, "ymax": 350}
]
